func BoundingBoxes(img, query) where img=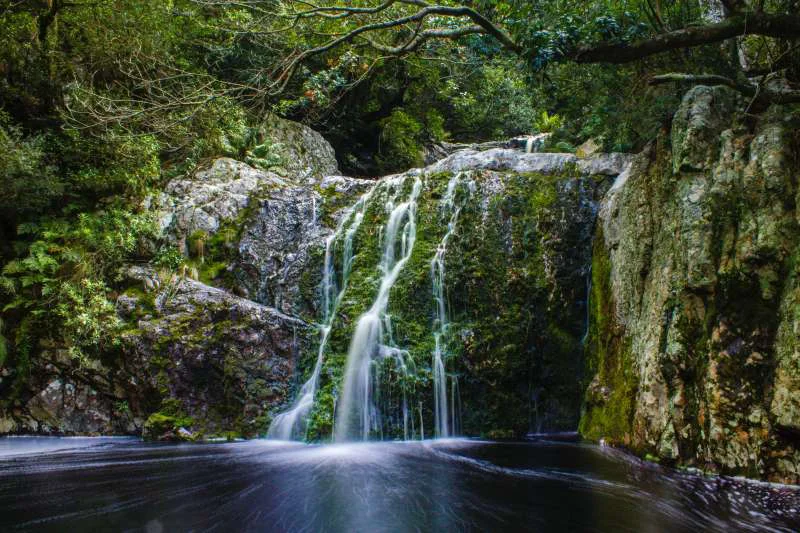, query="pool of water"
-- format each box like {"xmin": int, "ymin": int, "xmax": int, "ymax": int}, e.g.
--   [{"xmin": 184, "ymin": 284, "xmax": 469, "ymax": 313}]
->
[{"xmin": 0, "ymin": 437, "xmax": 797, "ymax": 532}]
